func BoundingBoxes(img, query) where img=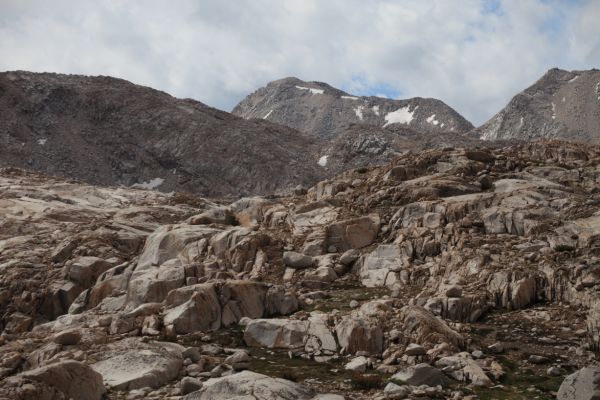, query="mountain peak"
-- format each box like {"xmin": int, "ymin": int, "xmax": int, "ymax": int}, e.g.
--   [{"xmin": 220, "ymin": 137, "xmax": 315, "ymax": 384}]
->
[
  {"xmin": 233, "ymin": 78, "xmax": 473, "ymax": 139},
  {"xmin": 475, "ymin": 68, "xmax": 600, "ymax": 143}
]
